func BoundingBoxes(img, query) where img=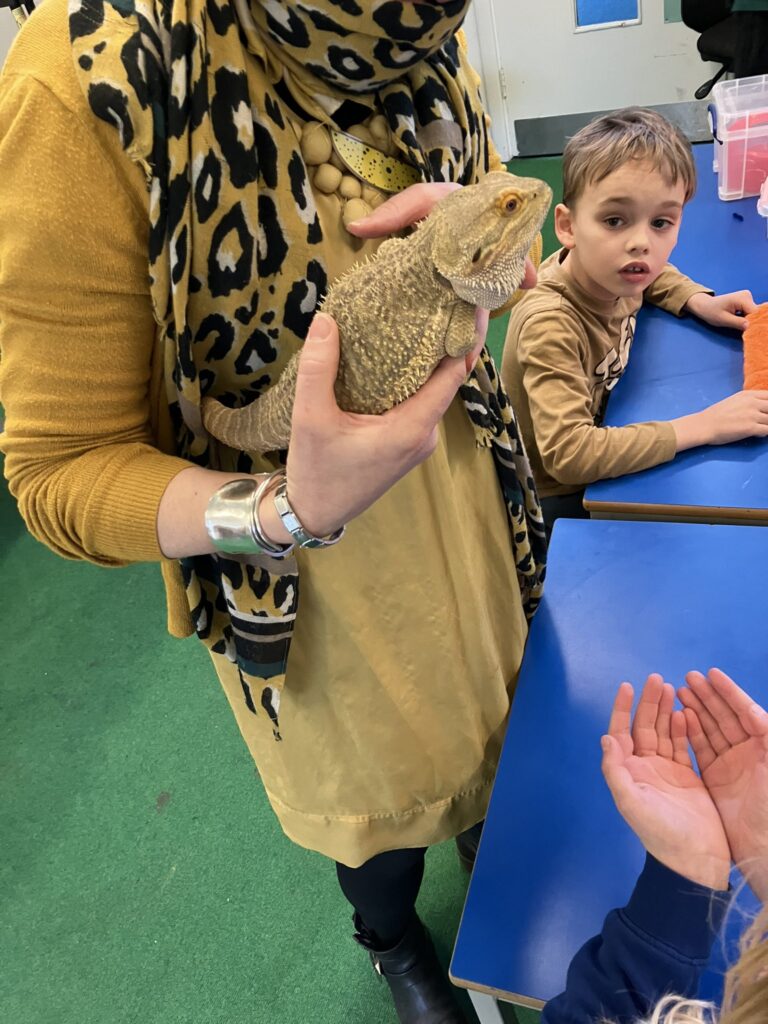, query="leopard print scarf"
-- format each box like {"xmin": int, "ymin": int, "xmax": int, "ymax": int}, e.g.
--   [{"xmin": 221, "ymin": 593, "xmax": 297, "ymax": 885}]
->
[{"xmin": 69, "ymin": 0, "xmax": 546, "ymax": 735}]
